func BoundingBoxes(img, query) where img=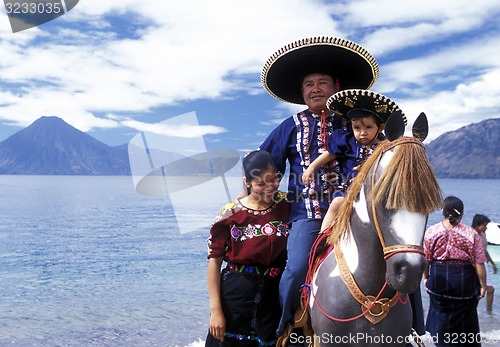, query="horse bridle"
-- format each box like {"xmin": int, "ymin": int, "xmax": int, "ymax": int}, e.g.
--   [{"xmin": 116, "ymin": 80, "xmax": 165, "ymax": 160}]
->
[{"xmin": 371, "ymin": 137, "xmax": 425, "ymax": 260}]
